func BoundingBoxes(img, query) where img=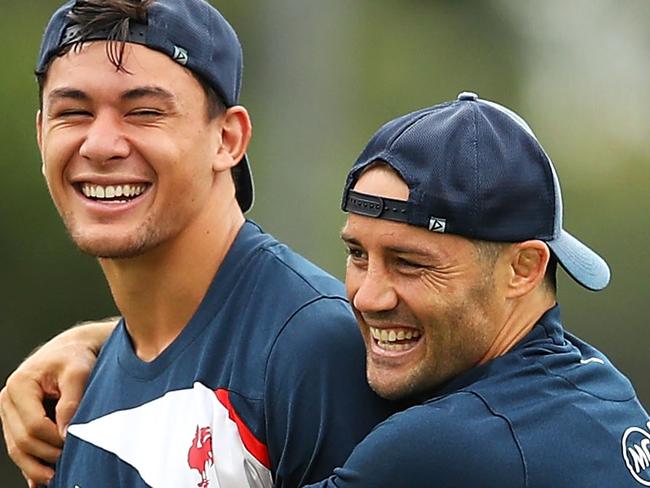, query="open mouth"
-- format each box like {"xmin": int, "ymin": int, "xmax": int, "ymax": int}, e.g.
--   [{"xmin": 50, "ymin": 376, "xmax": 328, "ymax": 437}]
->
[
  {"xmin": 78, "ymin": 183, "xmax": 151, "ymax": 203},
  {"xmin": 369, "ymin": 327, "xmax": 422, "ymax": 352}
]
